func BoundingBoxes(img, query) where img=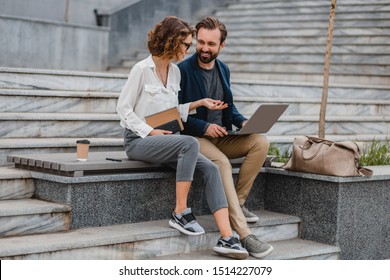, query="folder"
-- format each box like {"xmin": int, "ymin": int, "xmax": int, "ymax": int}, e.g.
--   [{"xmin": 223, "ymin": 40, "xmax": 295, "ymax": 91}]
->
[{"xmin": 145, "ymin": 107, "xmax": 184, "ymax": 133}]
